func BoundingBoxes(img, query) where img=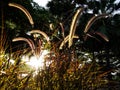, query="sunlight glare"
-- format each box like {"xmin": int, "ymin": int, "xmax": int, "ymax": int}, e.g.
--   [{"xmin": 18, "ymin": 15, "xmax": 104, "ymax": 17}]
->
[
  {"xmin": 26, "ymin": 56, "xmax": 44, "ymax": 70},
  {"xmin": 22, "ymin": 50, "xmax": 49, "ymax": 70}
]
